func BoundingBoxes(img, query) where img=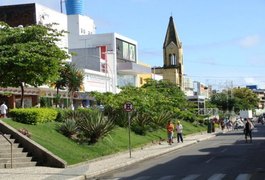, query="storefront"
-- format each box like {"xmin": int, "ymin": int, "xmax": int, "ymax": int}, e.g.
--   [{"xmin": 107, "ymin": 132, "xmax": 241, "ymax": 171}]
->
[{"xmin": 0, "ymin": 87, "xmax": 93, "ymax": 110}]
